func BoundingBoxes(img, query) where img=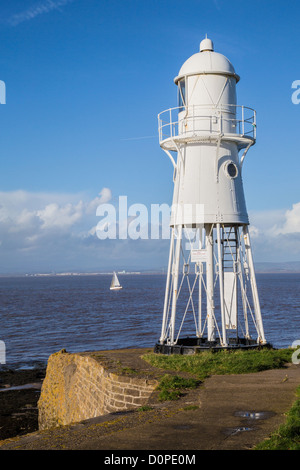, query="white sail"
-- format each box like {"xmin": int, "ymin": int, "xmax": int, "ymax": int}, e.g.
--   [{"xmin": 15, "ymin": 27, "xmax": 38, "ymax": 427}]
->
[{"xmin": 110, "ymin": 271, "xmax": 122, "ymax": 290}]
